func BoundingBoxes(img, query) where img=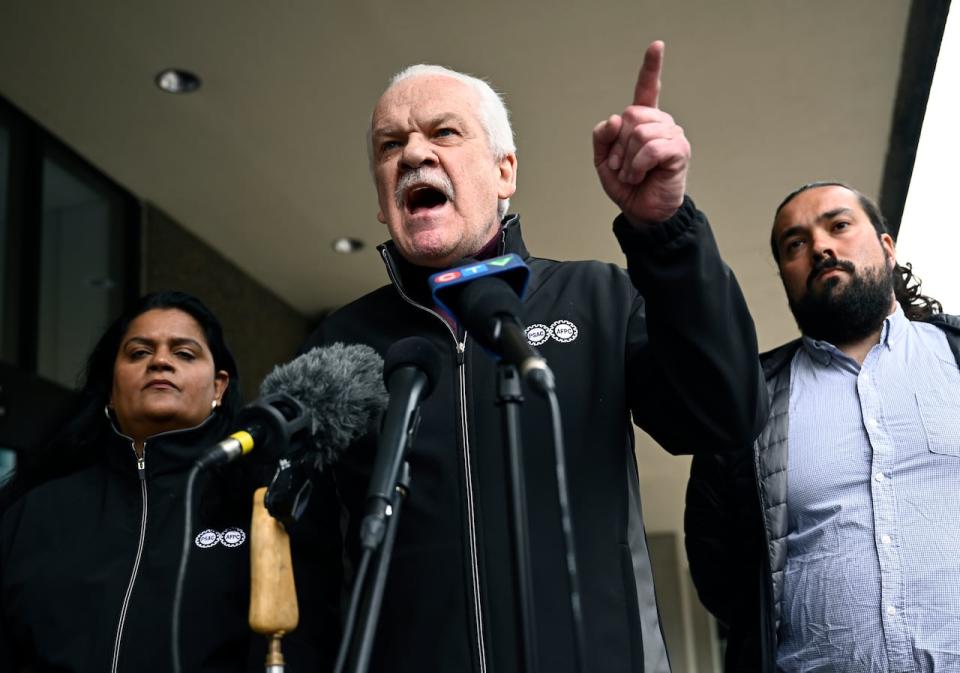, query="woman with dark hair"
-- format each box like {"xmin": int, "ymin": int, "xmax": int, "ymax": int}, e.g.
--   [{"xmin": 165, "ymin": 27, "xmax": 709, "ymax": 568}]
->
[{"xmin": 0, "ymin": 291, "xmax": 265, "ymax": 672}]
